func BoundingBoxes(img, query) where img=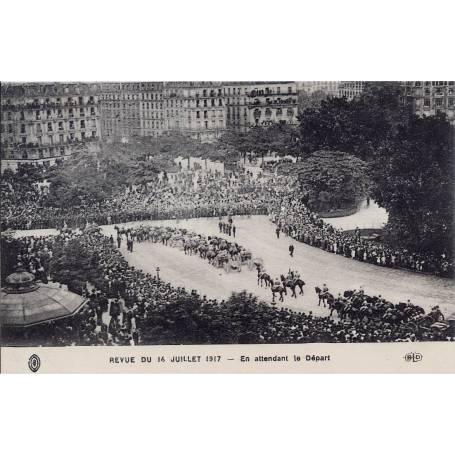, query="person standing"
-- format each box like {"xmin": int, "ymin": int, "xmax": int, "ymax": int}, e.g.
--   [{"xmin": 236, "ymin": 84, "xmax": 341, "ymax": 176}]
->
[
  {"xmin": 289, "ymin": 244, "xmax": 294, "ymax": 257},
  {"xmin": 276, "ymin": 227, "xmax": 280, "ymax": 239},
  {"xmin": 232, "ymin": 225, "xmax": 236, "ymax": 237}
]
